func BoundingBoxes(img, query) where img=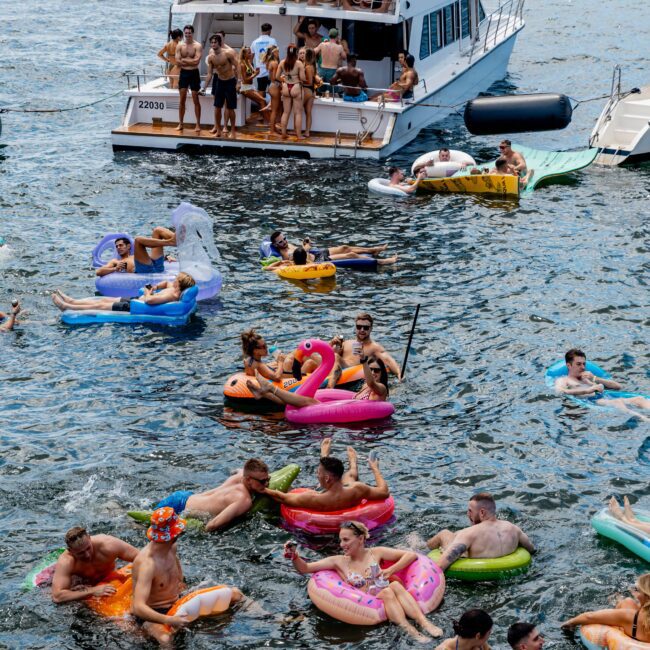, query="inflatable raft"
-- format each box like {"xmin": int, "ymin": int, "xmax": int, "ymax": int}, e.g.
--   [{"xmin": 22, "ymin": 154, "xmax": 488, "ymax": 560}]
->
[
  {"xmin": 276, "ymin": 263, "xmax": 336, "ymax": 281},
  {"xmin": 23, "ymin": 548, "xmax": 64, "ymax": 590},
  {"xmin": 127, "ymin": 464, "xmax": 301, "ymax": 527},
  {"xmin": 410, "ymin": 149, "xmax": 476, "ymax": 177},
  {"xmin": 418, "ymin": 173, "xmax": 520, "ymax": 199},
  {"xmin": 580, "ymin": 623, "xmax": 650, "ymax": 650},
  {"xmin": 591, "ymin": 507, "xmax": 650, "ymax": 563},
  {"xmin": 259, "ymin": 238, "xmax": 377, "ymax": 270},
  {"xmin": 223, "ymin": 364, "xmax": 364, "ymax": 406},
  {"xmin": 367, "ymin": 178, "xmax": 411, "ymax": 198},
  {"xmin": 427, "ymin": 547, "xmax": 532, "ymax": 581}
]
